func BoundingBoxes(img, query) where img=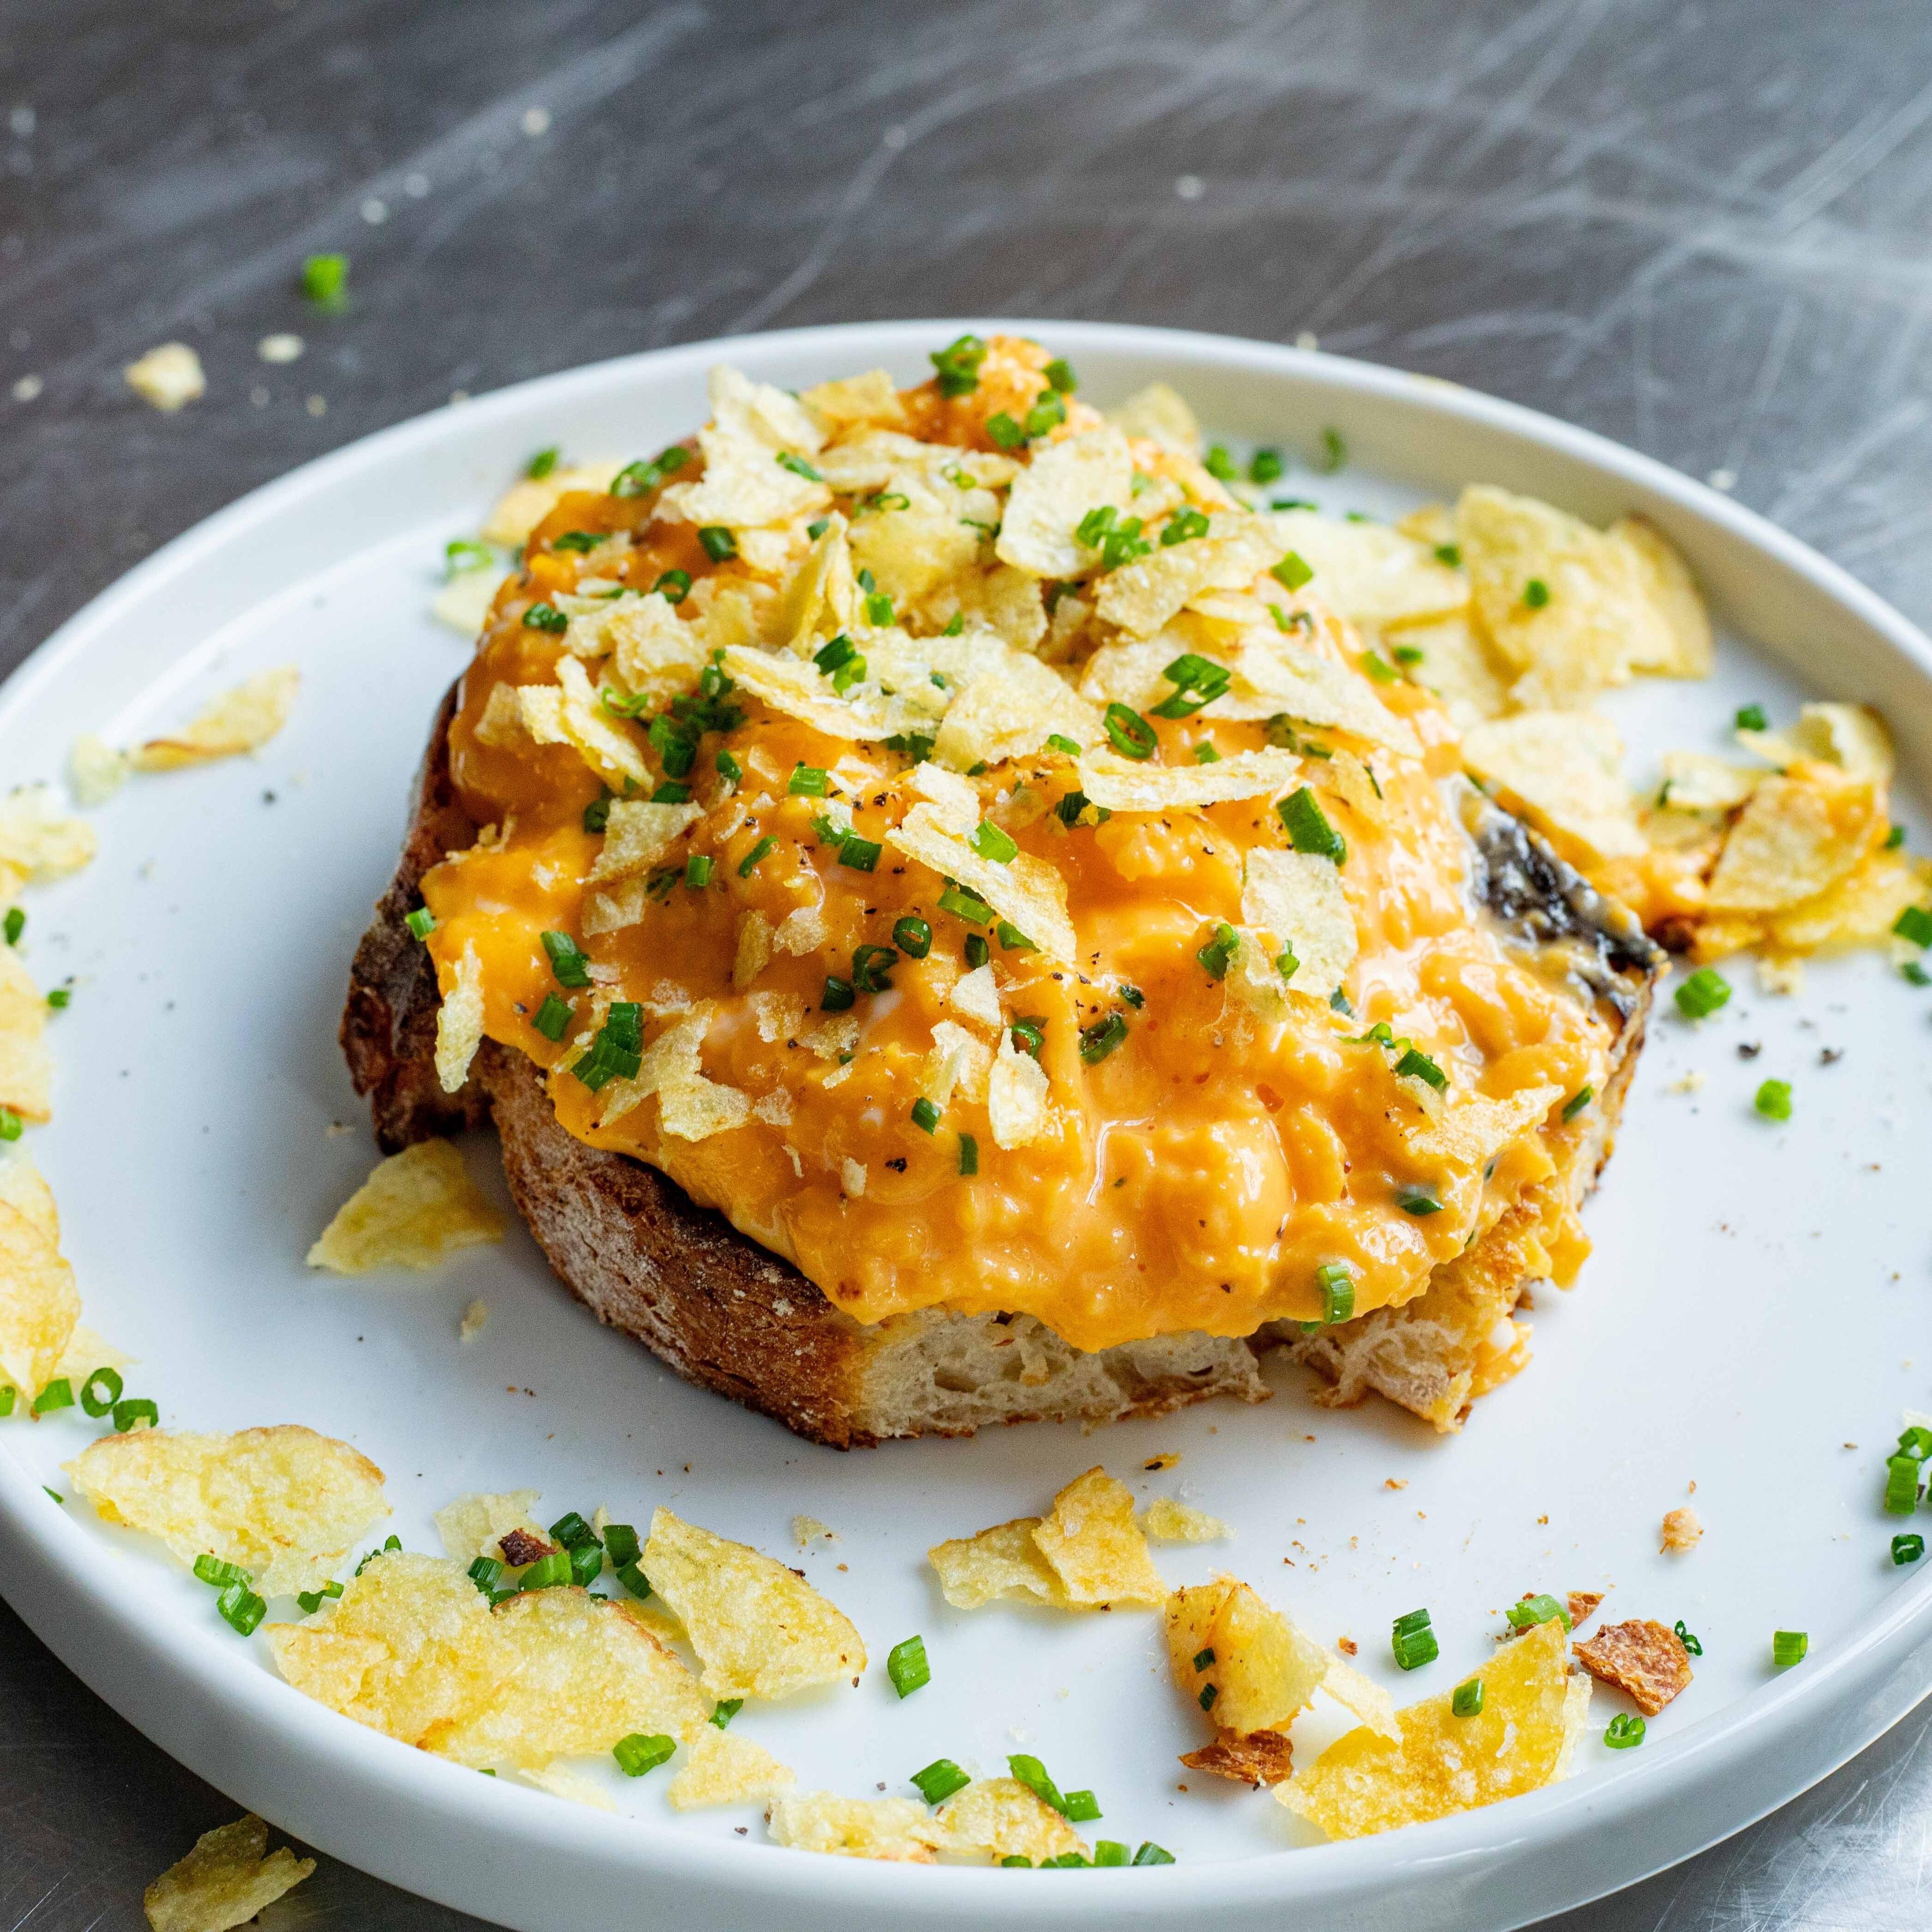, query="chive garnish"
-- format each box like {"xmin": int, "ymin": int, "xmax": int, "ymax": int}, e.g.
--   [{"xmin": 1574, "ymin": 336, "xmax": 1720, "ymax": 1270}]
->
[
  {"xmin": 1673, "ymin": 967, "xmax": 1730, "ymax": 1019},
  {"xmin": 1772, "ymin": 1630, "xmax": 1808, "ymax": 1667},
  {"xmin": 1452, "ymin": 1677, "xmax": 1484, "ymax": 1717},
  {"xmin": 1103, "ymin": 702, "xmax": 1157, "ymax": 760},
  {"xmin": 887, "ymin": 1634, "xmax": 930, "ymax": 1697},
  {"xmin": 912, "ymin": 1757, "xmax": 970, "ymax": 1803},
  {"xmin": 1279, "ymin": 786, "xmax": 1345, "ymax": 863},
  {"xmin": 1271, "ymin": 551, "xmax": 1314, "ymax": 591},
  {"xmin": 614, "ymin": 1733, "xmax": 676, "ymax": 1777},
  {"xmin": 1604, "ymin": 1714, "xmax": 1645, "ymax": 1748},
  {"xmin": 1391, "ymin": 1606, "xmax": 1438, "ymax": 1670}
]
